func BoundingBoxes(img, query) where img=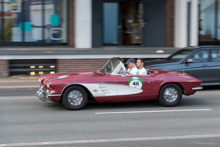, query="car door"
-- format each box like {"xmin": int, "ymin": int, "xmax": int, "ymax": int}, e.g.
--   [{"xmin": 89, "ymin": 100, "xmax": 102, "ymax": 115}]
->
[
  {"xmin": 204, "ymin": 49, "xmax": 220, "ymax": 84},
  {"xmin": 116, "ymin": 74, "xmax": 153, "ymax": 102},
  {"xmin": 184, "ymin": 50, "xmax": 209, "ymax": 83}
]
